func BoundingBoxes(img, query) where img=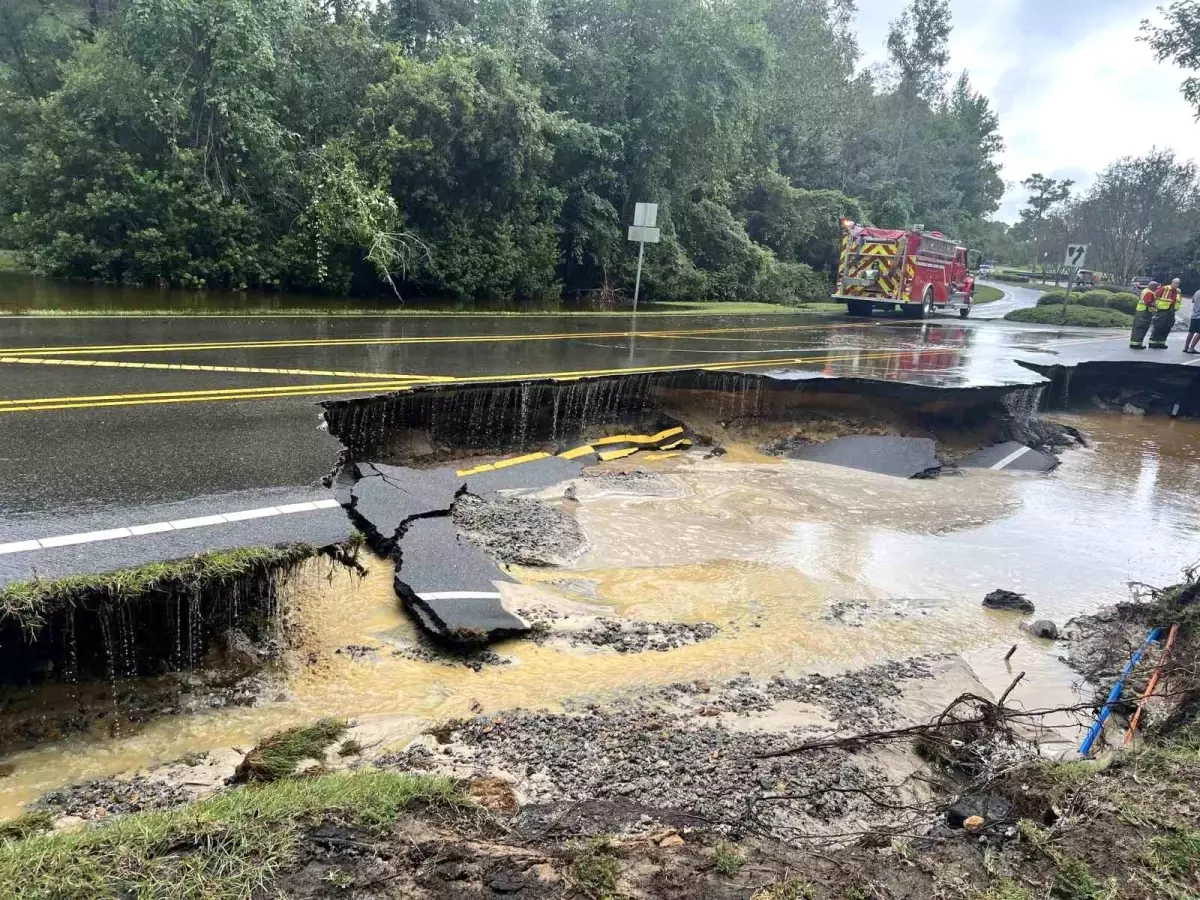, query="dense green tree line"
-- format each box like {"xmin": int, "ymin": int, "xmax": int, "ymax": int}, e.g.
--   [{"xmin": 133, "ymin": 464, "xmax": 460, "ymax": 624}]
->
[{"xmin": 0, "ymin": 0, "xmax": 1004, "ymax": 303}]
